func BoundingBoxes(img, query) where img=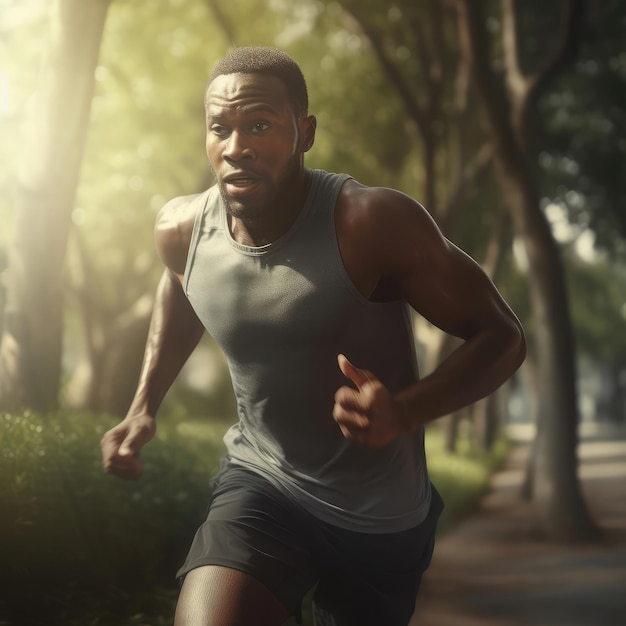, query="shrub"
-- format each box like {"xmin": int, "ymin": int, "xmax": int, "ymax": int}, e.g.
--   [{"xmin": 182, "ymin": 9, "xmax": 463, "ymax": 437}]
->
[
  {"xmin": 425, "ymin": 427, "xmax": 512, "ymax": 531},
  {"xmin": 0, "ymin": 411, "xmax": 225, "ymax": 626}
]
